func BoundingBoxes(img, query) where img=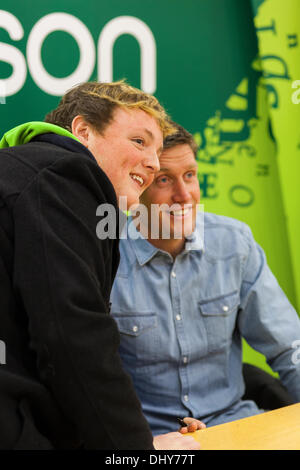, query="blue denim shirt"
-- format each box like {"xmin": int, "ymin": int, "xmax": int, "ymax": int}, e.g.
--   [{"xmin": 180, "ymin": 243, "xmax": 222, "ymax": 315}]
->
[{"xmin": 110, "ymin": 213, "xmax": 300, "ymax": 435}]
